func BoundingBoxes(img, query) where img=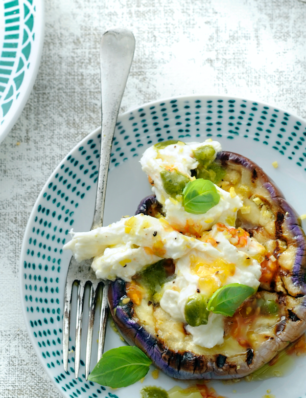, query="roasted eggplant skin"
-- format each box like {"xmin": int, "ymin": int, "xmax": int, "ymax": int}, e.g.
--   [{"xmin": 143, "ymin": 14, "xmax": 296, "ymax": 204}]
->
[{"xmin": 108, "ymin": 151, "xmax": 306, "ymax": 380}]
